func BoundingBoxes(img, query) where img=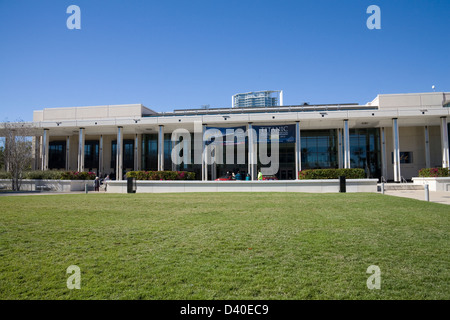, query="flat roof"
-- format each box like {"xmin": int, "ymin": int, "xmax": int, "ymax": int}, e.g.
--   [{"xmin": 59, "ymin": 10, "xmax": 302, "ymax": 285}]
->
[{"xmin": 152, "ymin": 103, "xmax": 366, "ymax": 117}]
